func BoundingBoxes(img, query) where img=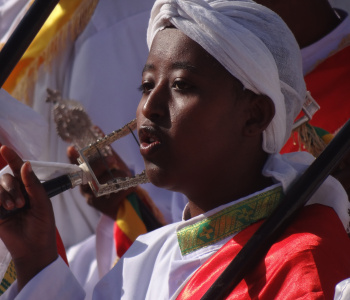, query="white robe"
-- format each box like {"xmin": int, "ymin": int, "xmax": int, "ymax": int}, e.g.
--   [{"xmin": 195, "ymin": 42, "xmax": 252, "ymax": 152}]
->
[
  {"xmin": 1, "ymin": 0, "xmax": 188, "ymax": 248},
  {"xmin": 2, "ymin": 152, "xmax": 349, "ymax": 299}
]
